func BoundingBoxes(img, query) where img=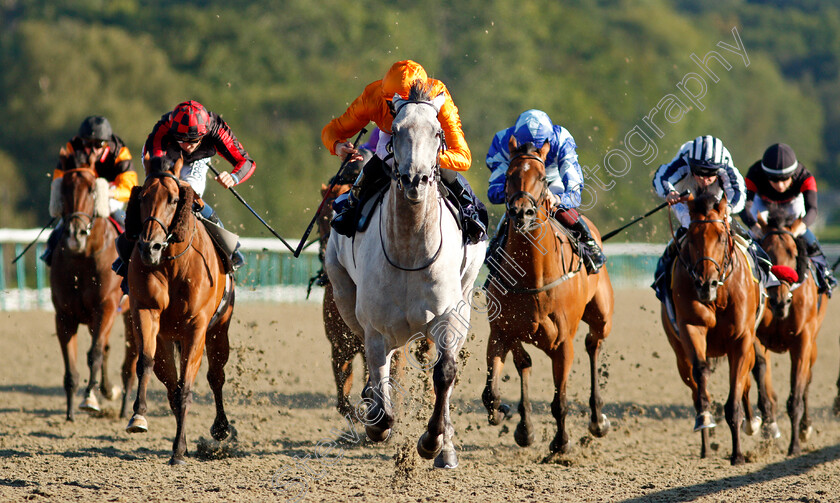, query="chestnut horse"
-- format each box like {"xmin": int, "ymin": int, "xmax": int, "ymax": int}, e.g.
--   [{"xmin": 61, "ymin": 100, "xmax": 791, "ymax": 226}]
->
[
  {"xmin": 124, "ymin": 156, "xmax": 235, "ymax": 465},
  {"xmin": 49, "ymin": 149, "xmax": 135, "ymax": 421},
  {"xmin": 752, "ymin": 212, "xmax": 827, "ymax": 455},
  {"xmin": 482, "ymin": 139, "xmax": 614, "ymax": 454},
  {"xmin": 661, "ymin": 193, "xmax": 762, "ymax": 465}
]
